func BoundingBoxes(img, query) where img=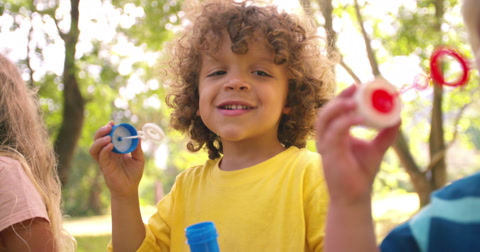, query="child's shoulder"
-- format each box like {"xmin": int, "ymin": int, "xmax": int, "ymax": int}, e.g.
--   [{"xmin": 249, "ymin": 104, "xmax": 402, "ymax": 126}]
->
[
  {"xmin": 0, "ymin": 155, "xmax": 21, "ymax": 170},
  {"xmin": 284, "ymin": 146, "xmax": 321, "ymax": 165},
  {"xmin": 263, "ymin": 146, "xmax": 322, "ymax": 177},
  {"xmin": 434, "ymin": 171, "xmax": 480, "ymax": 199},
  {"xmin": 0, "ymin": 155, "xmax": 29, "ymax": 186},
  {"xmin": 289, "ymin": 146, "xmax": 321, "ymax": 157},
  {"xmin": 175, "ymin": 158, "xmax": 219, "ymax": 180}
]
